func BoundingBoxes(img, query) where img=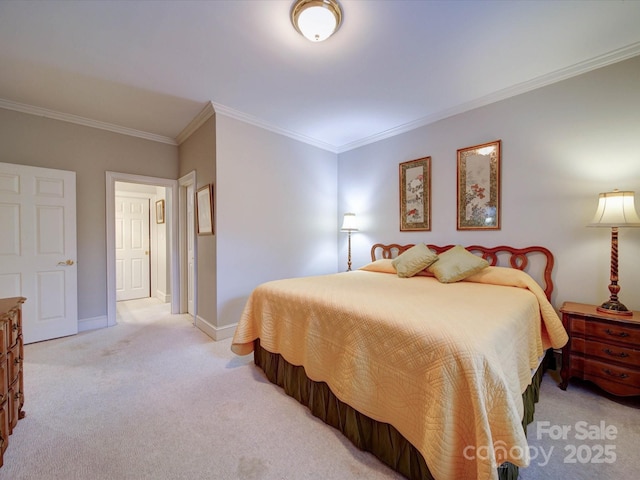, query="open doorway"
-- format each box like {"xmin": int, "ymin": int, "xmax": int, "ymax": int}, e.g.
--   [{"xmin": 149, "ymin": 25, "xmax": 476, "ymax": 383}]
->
[
  {"xmin": 114, "ymin": 182, "xmax": 167, "ymax": 302},
  {"xmin": 105, "ymin": 172, "xmax": 180, "ymax": 327}
]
